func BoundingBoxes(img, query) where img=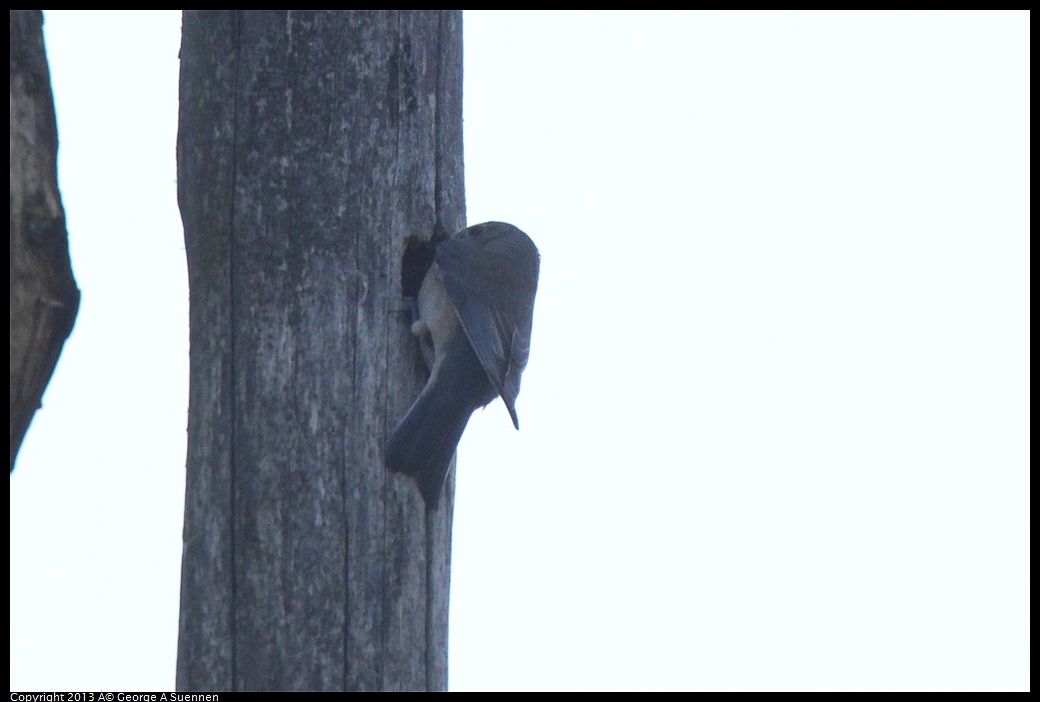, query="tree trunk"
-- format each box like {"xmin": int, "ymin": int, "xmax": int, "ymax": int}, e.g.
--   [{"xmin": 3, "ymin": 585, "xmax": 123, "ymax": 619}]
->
[
  {"xmin": 9, "ymin": 9, "xmax": 81, "ymax": 472},
  {"xmin": 176, "ymin": 10, "xmax": 464, "ymax": 691}
]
